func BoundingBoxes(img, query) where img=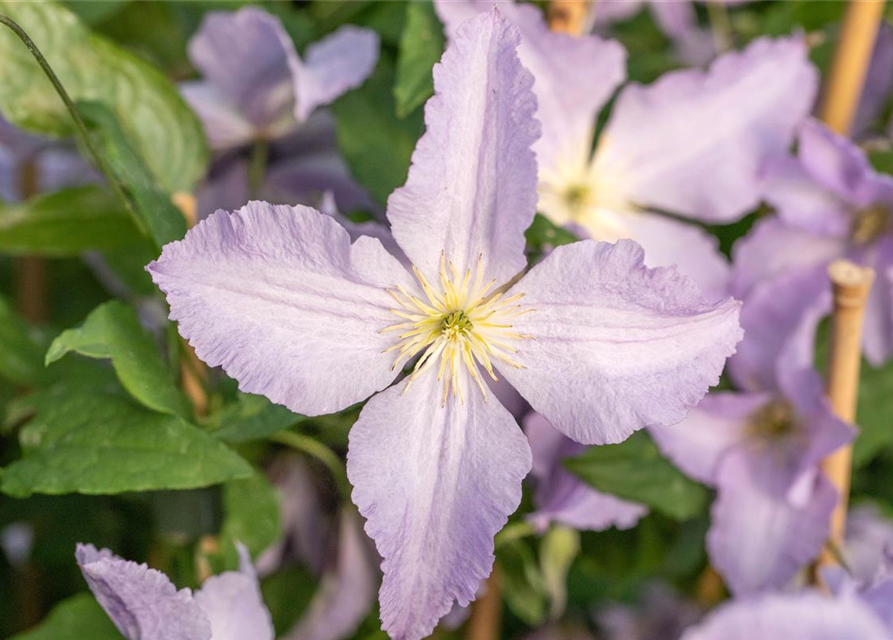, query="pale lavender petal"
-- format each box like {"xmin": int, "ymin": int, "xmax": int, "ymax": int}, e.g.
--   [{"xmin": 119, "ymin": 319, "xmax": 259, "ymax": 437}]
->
[
  {"xmin": 196, "ymin": 160, "xmax": 250, "ymax": 223},
  {"xmin": 487, "ymin": 376, "xmax": 528, "ymax": 422},
  {"xmin": 729, "ymin": 266, "xmax": 830, "ymax": 392},
  {"xmin": 760, "ymin": 154, "xmax": 853, "ymax": 237},
  {"xmin": 284, "ymin": 509, "xmax": 379, "ymax": 640},
  {"xmin": 147, "ymin": 201, "xmax": 414, "ymax": 416},
  {"xmin": 681, "ymin": 591, "xmax": 890, "ymax": 640},
  {"xmin": 707, "ymin": 450, "xmax": 837, "ymax": 595},
  {"xmin": 502, "ymin": 240, "xmax": 742, "ymax": 445},
  {"xmin": 436, "ymin": 0, "xmax": 626, "ymax": 174},
  {"xmin": 859, "ymin": 237, "xmax": 893, "ymax": 366},
  {"xmin": 593, "ymin": 36, "xmax": 817, "ymax": 223},
  {"xmin": 180, "ymin": 82, "xmax": 257, "ymax": 152},
  {"xmin": 188, "ymin": 8, "xmax": 297, "ymax": 132},
  {"xmin": 526, "ymin": 413, "xmax": 646, "ymax": 532},
  {"xmin": 594, "ymin": 1, "xmax": 645, "ymax": 24},
  {"xmin": 347, "ymin": 371, "xmax": 532, "ymax": 640},
  {"xmin": 731, "ymin": 216, "xmax": 845, "ymax": 299},
  {"xmin": 853, "ymin": 23, "xmax": 893, "ymax": 139},
  {"xmin": 649, "ymin": 392, "xmax": 766, "ymax": 486},
  {"xmin": 387, "ymin": 9, "xmax": 539, "ymax": 287},
  {"xmin": 846, "ymin": 503, "xmax": 893, "ymax": 584},
  {"xmin": 650, "ymin": 1, "xmax": 697, "ymax": 39},
  {"xmin": 75, "ymin": 543, "xmax": 211, "ymax": 640},
  {"xmin": 194, "ymin": 544, "xmax": 274, "ymax": 640},
  {"xmin": 620, "ymin": 211, "xmax": 731, "ymax": 301},
  {"xmin": 291, "ymin": 26, "xmax": 379, "ymax": 122}
]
